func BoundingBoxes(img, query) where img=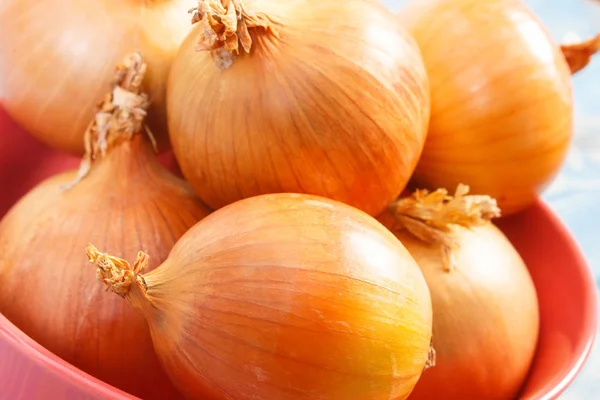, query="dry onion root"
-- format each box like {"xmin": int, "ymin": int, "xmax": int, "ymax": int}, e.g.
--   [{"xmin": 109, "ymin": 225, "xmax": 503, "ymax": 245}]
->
[
  {"xmin": 378, "ymin": 184, "xmax": 540, "ymax": 399},
  {"xmin": 86, "ymin": 193, "xmax": 434, "ymax": 400},
  {"xmin": 0, "ymin": 53, "xmax": 211, "ymax": 399},
  {"xmin": 167, "ymin": 0, "xmax": 431, "ymax": 217},
  {"xmin": 399, "ymin": 0, "xmax": 599, "ymax": 215},
  {"xmin": 0, "ymin": 0, "xmax": 193, "ymax": 155}
]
